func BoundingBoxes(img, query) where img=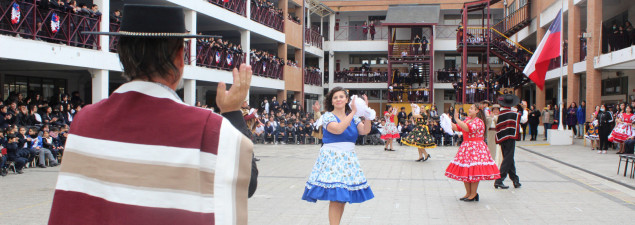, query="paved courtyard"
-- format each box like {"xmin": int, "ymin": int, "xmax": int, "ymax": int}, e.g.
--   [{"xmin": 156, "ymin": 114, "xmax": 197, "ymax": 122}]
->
[{"xmin": 1, "ymin": 139, "xmax": 634, "ymax": 224}]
